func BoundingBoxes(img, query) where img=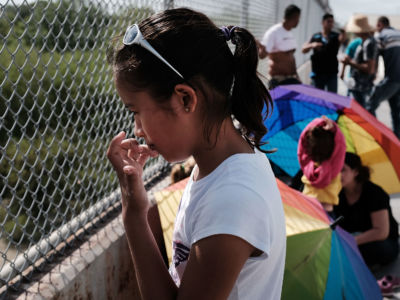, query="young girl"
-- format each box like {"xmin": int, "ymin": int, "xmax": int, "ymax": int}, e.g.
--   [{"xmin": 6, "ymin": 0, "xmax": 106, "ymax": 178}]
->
[
  {"xmin": 298, "ymin": 116, "xmax": 346, "ymax": 214},
  {"xmin": 106, "ymin": 8, "xmax": 286, "ymax": 300}
]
